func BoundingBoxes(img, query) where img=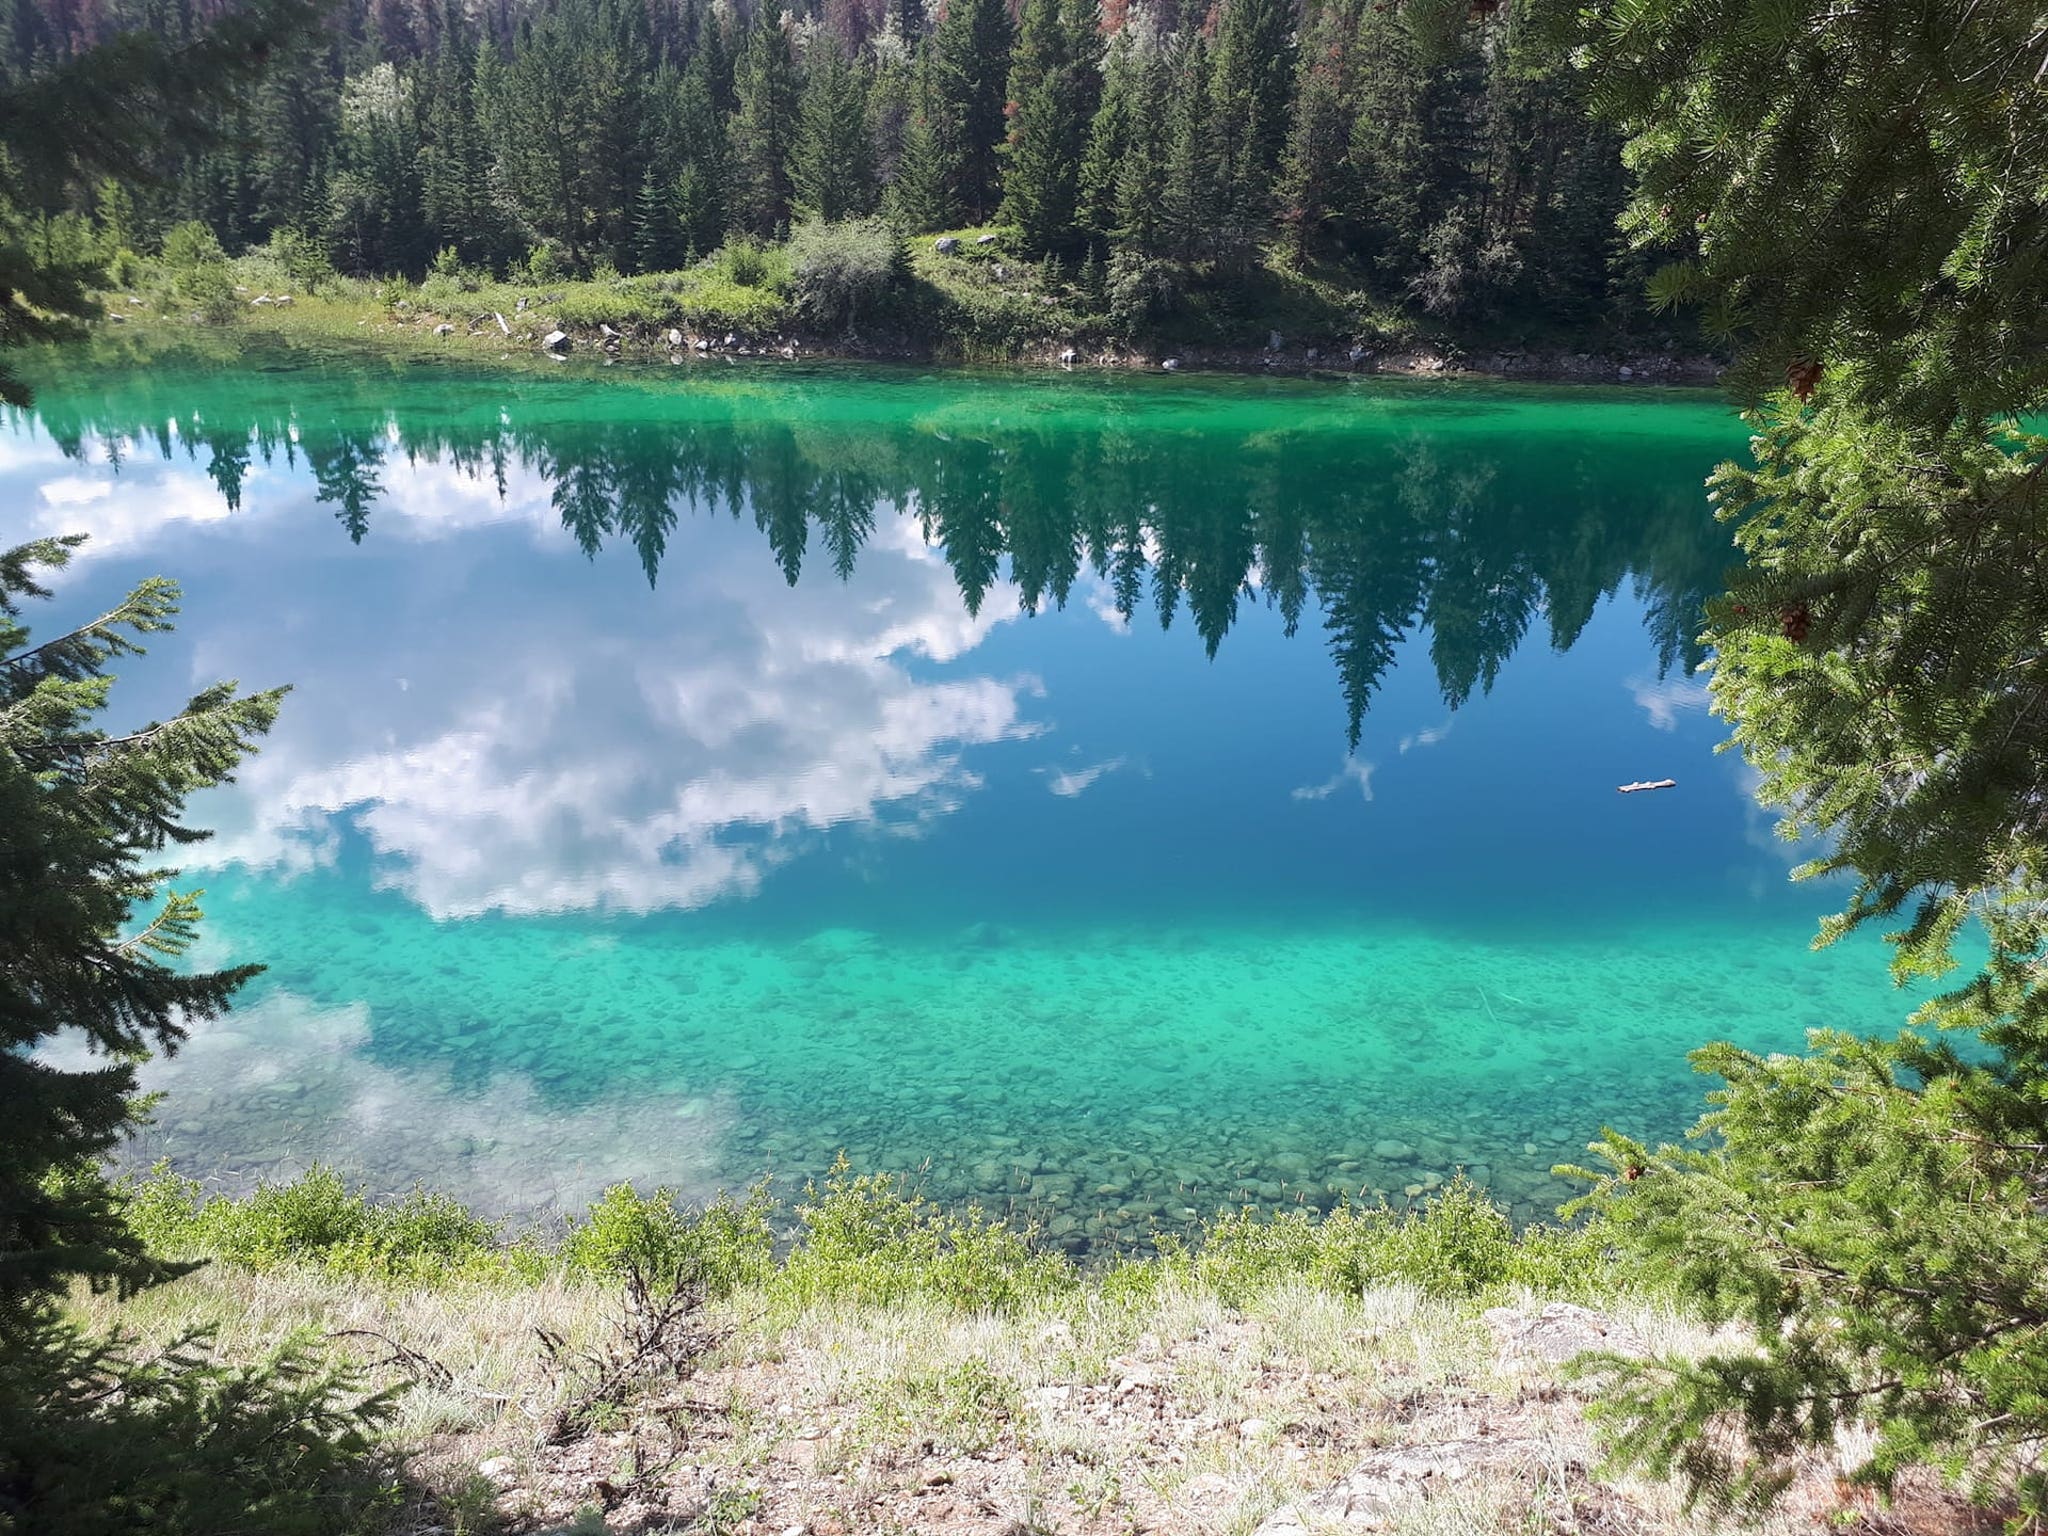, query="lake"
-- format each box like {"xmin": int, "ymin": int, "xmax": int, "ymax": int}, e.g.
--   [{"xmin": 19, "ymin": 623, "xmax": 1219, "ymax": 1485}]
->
[{"xmin": 5, "ymin": 338, "xmax": 1914, "ymax": 1248}]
